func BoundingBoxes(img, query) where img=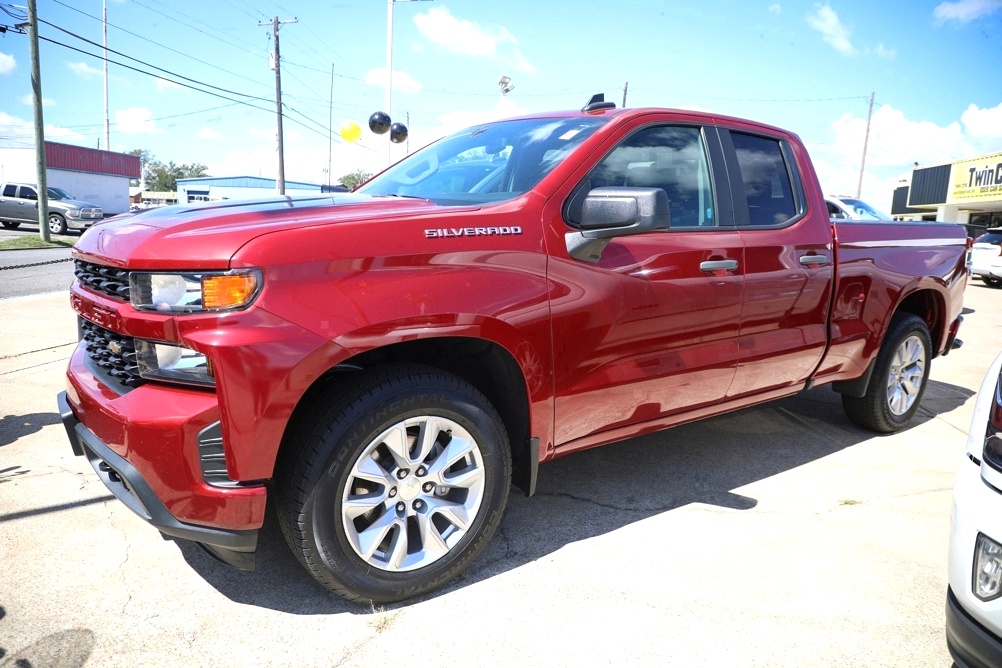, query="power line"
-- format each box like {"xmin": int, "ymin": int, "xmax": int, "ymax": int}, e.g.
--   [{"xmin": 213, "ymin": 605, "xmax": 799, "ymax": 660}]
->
[
  {"xmin": 38, "ymin": 17, "xmax": 273, "ymax": 102},
  {"xmin": 50, "ymin": 0, "xmax": 272, "ymax": 93}
]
